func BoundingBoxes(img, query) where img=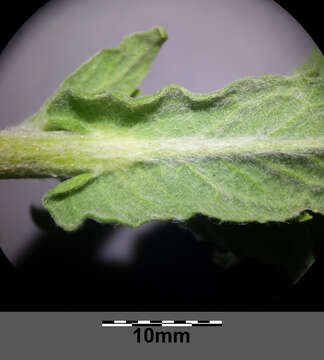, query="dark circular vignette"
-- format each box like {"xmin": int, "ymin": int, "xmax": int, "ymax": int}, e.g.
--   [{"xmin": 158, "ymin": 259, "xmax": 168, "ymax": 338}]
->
[
  {"xmin": 0, "ymin": 1, "xmax": 49, "ymax": 53},
  {"xmin": 0, "ymin": 0, "xmax": 323, "ymax": 311}
]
